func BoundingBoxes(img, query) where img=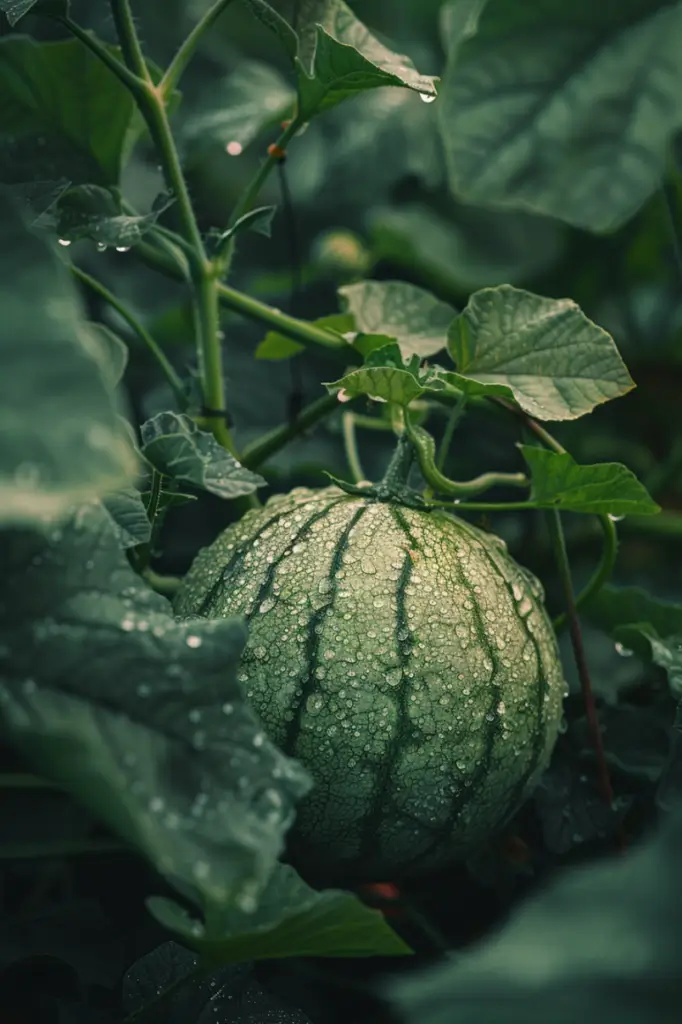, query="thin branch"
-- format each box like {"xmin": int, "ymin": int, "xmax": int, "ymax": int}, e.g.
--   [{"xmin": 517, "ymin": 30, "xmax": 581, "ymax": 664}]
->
[
  {"xmin": 227, "ymin": 118, "xmax": 302, "ymax": 229},
  {"xmin": 109, "ymin": 0, "xmax": 153, "ymax": 82},
  {"xmin": 241, "ymin": 392, "xmax": 342, "ymax": 469},
  {"xmin": 342, "ymin": 412, "xmax": 366, "ymax": 483},
  {"xmin": 55, "ymin": 15, "xmax": 145, "ymax": 95},
  {"xmin": 553, "ymin": 514, "xmax": 618, "ymax": 633},
  {"xmin": 161, "ymin": 0, "xmax": 239, "ymax": 98},
  {"xmin": 71, "ymin": 264, "xmax": 186, "ymax": 406},
  {"xmin": 546, "ymin": 508, "xmax": 615, "ymax": 812},
  {"xmin": 436, "ymin": 395, "xmax": 467, "ymax": 471}
]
